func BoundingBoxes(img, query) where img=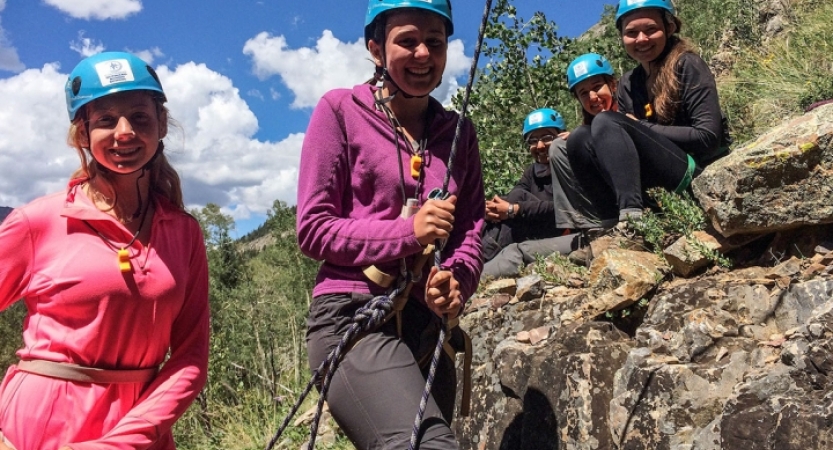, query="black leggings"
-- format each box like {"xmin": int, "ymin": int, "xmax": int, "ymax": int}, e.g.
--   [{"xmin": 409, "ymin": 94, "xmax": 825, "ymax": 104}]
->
[
  {"xmin": 307, "ymin": 293, "xmax": 459, "ymax": 450},
  {"xmin": 566, "ymin": 111, "xmax": 700, "ymax": 222}
]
